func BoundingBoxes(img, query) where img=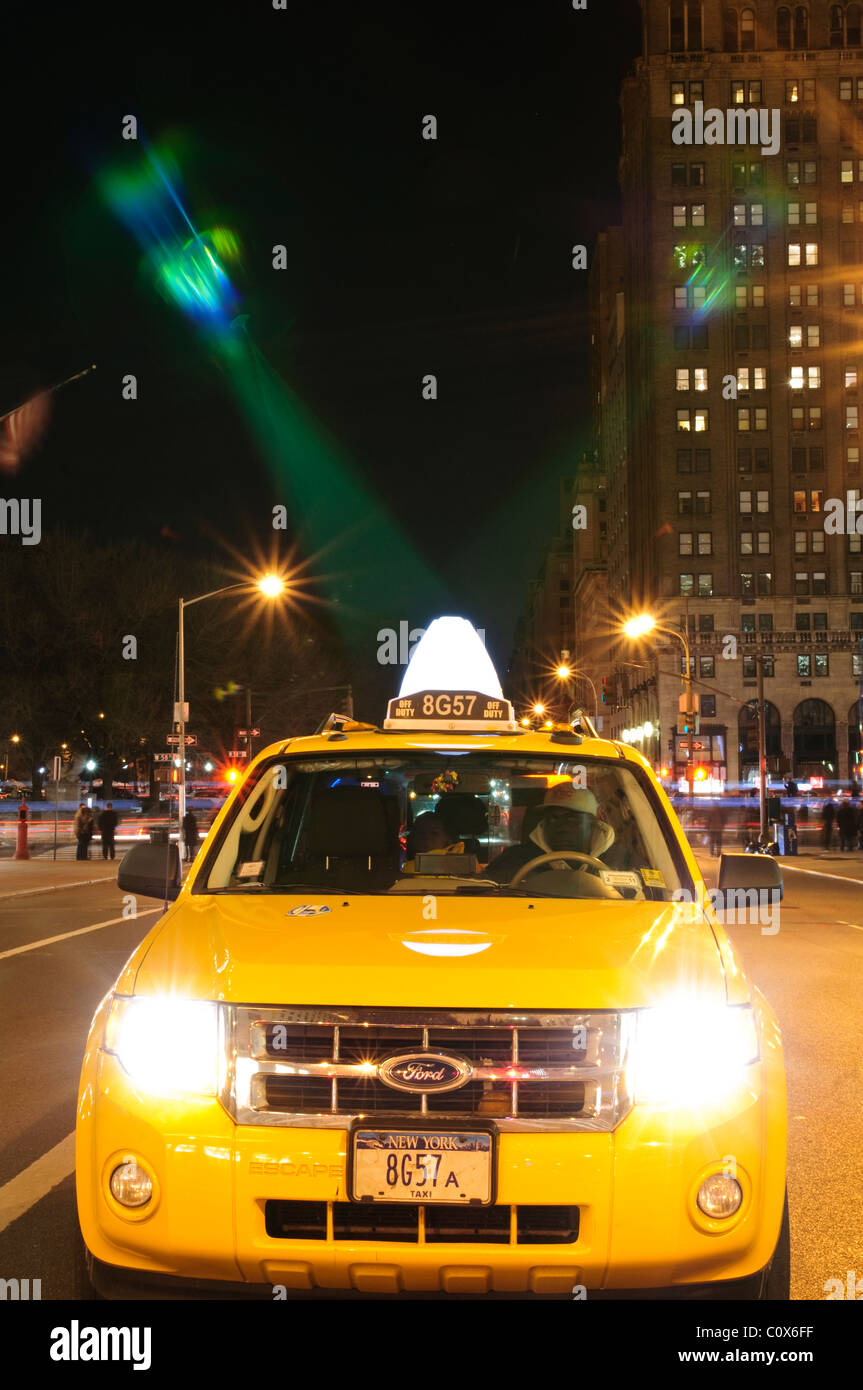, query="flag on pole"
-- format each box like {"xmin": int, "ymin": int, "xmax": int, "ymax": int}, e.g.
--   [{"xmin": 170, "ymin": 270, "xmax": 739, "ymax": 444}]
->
[
  {"xmin": 0, "ymin": 391, "xmax": 51, "ymax": 474},
  {"xmin": 0, "ymin": 364, "xmax": 95, "ymax": 474}
]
